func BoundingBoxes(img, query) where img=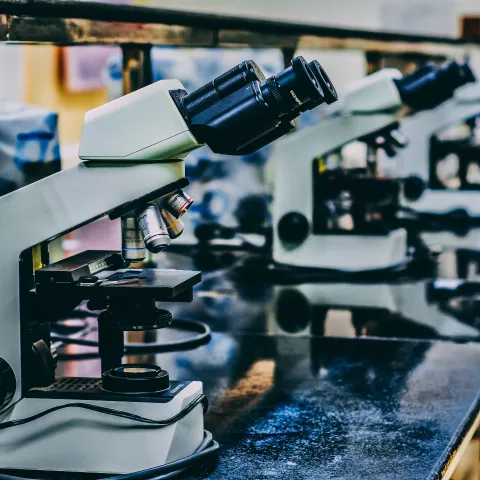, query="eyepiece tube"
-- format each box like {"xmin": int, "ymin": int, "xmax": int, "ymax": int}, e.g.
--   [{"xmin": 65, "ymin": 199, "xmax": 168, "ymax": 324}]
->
[{"xmin": 182, "ymin": 60, "xmax": 266, "ymax": 118}]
